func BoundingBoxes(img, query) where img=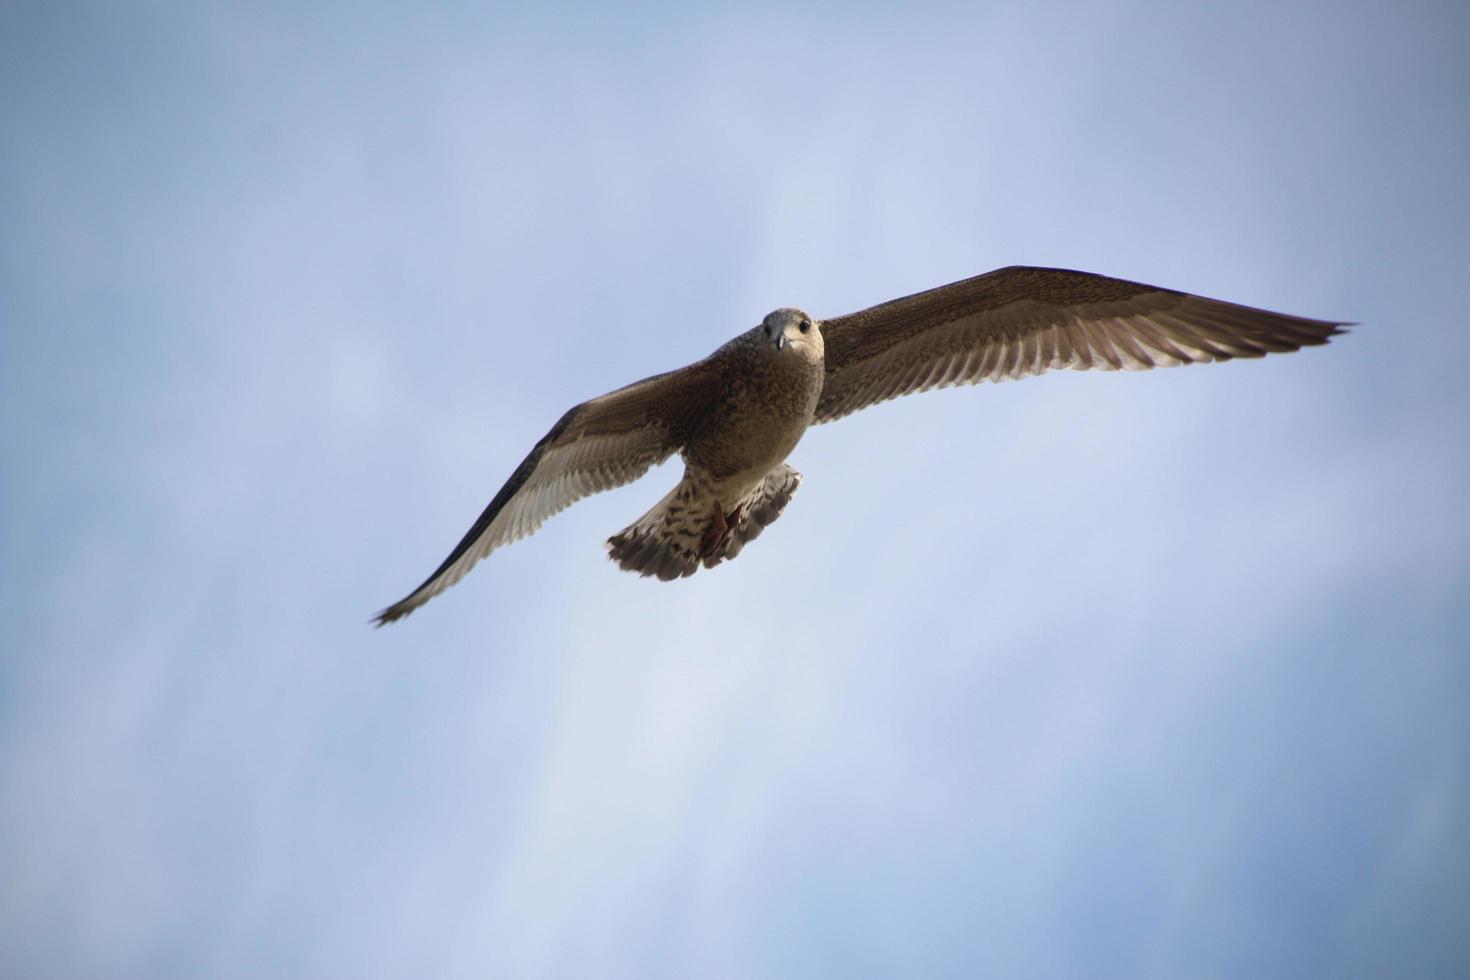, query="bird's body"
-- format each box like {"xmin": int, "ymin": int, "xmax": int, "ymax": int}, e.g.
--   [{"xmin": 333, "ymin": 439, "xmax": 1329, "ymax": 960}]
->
[
  {"xmin": 683, "ymin": 315, "xmax": 825, "ymax": 487},
  {"xmin": 375, "ymin": 265, "xmax": 1345, "ymax": 625}
]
